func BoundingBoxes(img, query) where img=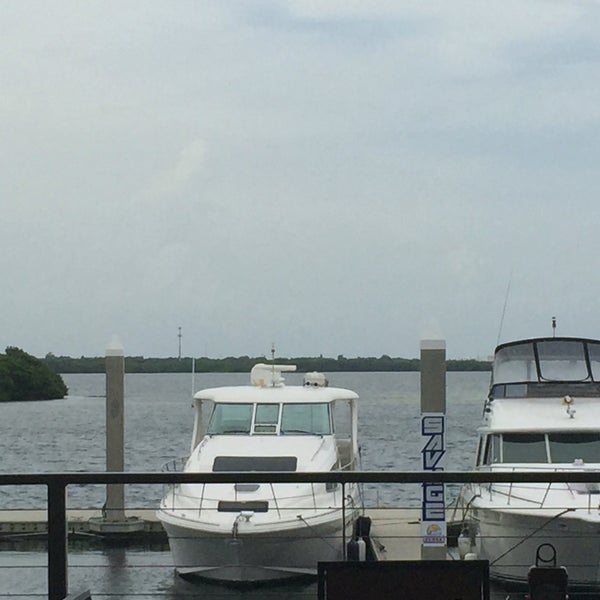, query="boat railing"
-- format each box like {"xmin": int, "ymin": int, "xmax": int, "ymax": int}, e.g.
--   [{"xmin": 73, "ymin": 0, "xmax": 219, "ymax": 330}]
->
[
  {"xmin": 160, "ymin": 457, "xmax": 187, "ymax": 501},
  {"xmin": 160, "ymin": 457, "xmax": 187, "ymax": 473},
  {"xmin": 482, "ymin": 465, "xmax": 600, "ymax": 512},
  {"xmin": 163, "ymin": 477, "xmax": 354, "ymax": 518}
]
